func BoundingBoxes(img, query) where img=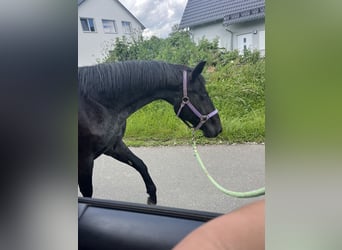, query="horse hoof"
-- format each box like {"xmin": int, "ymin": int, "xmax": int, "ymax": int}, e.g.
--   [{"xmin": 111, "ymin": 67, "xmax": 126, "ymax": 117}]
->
[{"xmin": 147, "ymin": 196, "xmax": 157, "ymax": 205}]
